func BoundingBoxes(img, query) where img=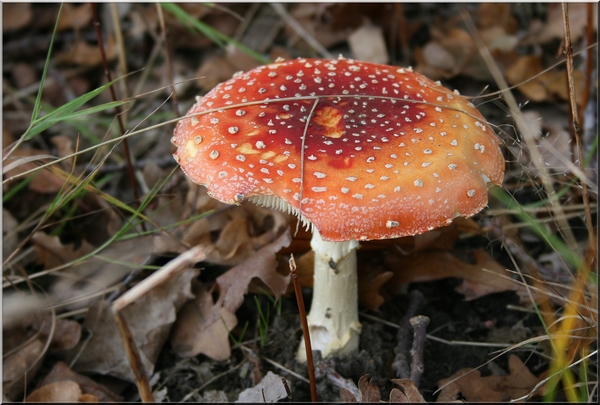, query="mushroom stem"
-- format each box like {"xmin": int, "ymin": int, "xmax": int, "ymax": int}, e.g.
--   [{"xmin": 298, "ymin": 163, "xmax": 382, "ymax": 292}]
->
[{"xmin": 296, "ymin": 229, "xmax": 362, "ymax": 361}]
